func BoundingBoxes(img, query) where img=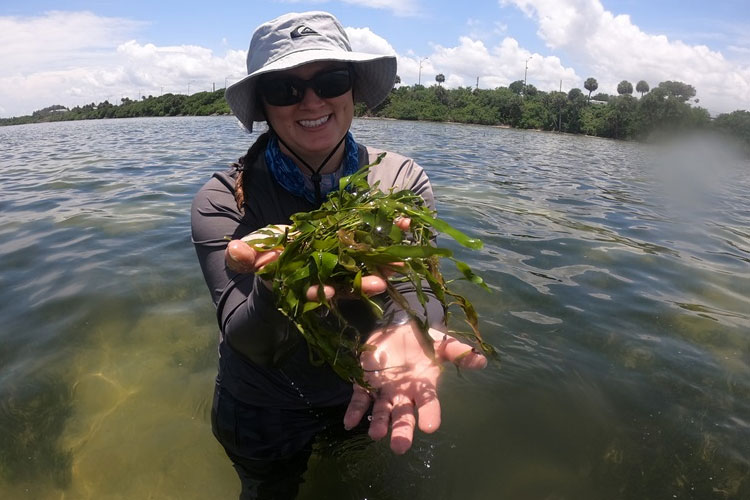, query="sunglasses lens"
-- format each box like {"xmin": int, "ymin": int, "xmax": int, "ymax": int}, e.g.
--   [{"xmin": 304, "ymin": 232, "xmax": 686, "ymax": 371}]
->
[
  {"xmin": 314, "ymin": 69, "xmax": 353, "ymax": 98},
  {"xmin": 260, "ymin": 78, "xmax": 303, "ymax": 106},
  {"xmin": 260, "ymin": 68, "xmax": 352, "ymax": 106}
]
